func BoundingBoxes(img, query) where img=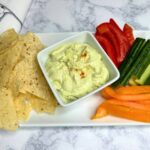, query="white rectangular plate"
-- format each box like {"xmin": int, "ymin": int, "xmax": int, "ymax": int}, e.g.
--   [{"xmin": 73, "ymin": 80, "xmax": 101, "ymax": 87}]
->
[{"xmin": 20, "ymin": 31, "xmax": 150, "ymax": 127}]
